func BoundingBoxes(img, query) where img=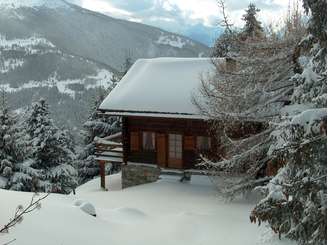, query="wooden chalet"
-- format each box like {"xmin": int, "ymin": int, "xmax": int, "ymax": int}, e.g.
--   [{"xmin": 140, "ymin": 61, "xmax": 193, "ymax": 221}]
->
[{"xmin": 97, "ymin": 57, "xmax": 221, "ymax": 174}]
